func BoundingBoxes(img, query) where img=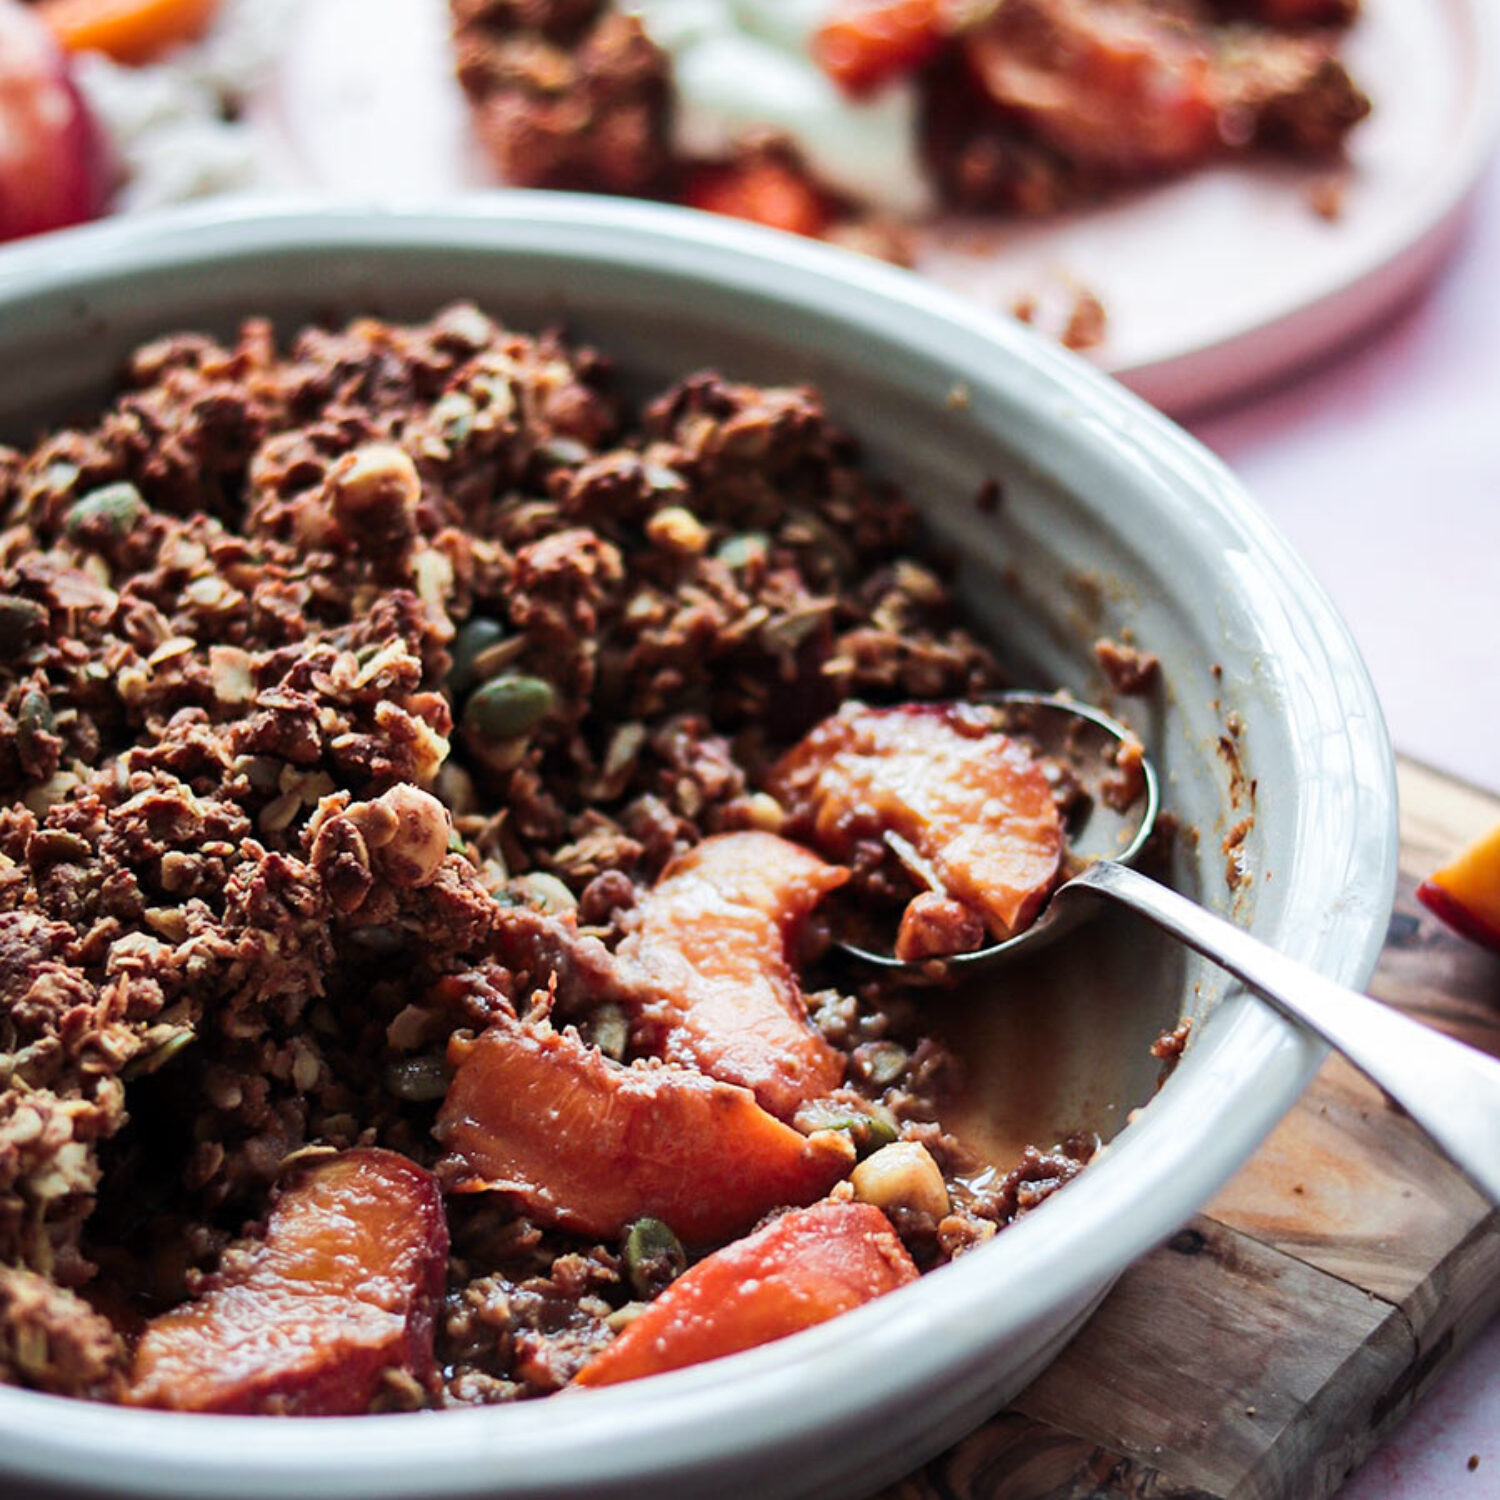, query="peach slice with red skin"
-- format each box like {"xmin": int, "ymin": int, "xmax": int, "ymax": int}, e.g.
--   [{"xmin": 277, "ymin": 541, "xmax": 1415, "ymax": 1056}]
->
[
  {"xmin": 0, "ymin": 1, "xmax": 110, "ymax": 243},
  {"xmin": 768, "ymin": 702, "xmax": 1064, "ymax": 944},
  {"xmin": 1418, "ymin": 821, "xmax": 1500, "ymax": 953},
  {"xmin": 436, "ymin": 1014, "xmax": 854, "ymax": 1246},
  {"xmin": 620, "ymin": 831, "xmax": 849, "ymax": 1120},
  {"xmin": 126, "ymin": 1148, "xmax": 447, "ymax": 1415},
  {"xmin": 573, "ymin": 1199, "xmax": 919, "ymax": 1387}
]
